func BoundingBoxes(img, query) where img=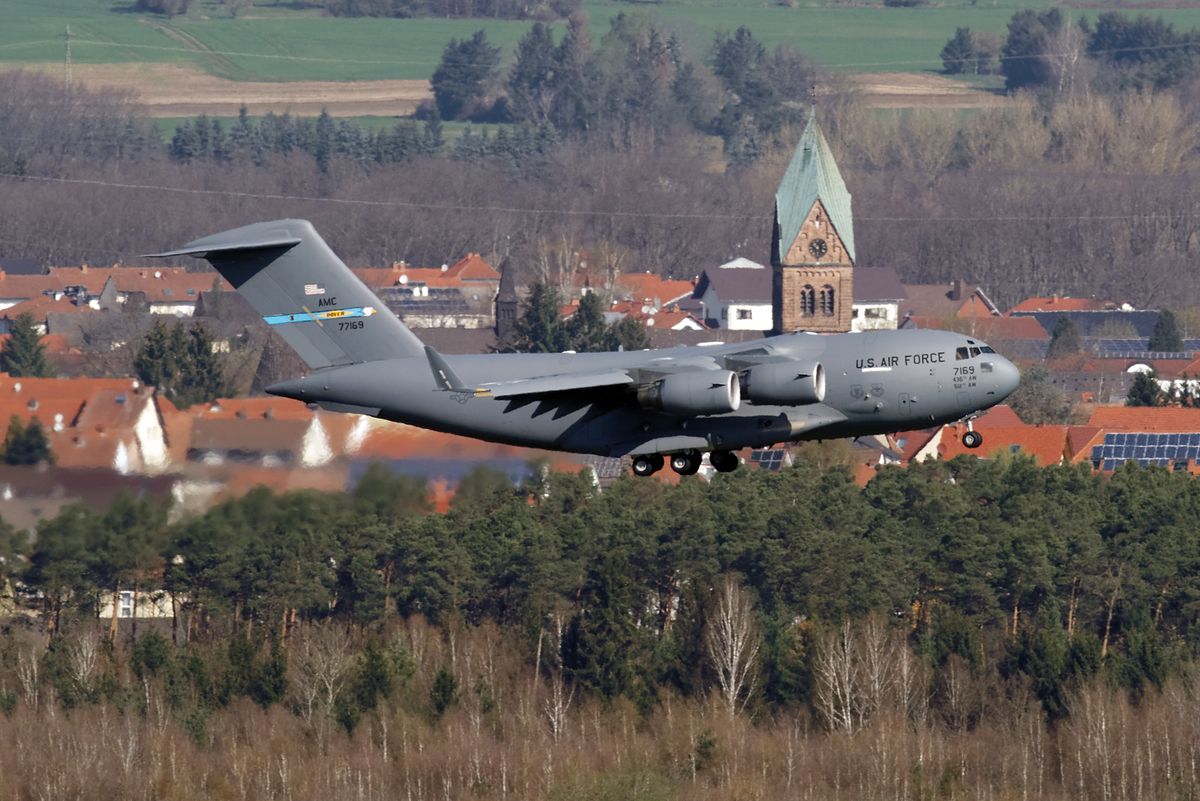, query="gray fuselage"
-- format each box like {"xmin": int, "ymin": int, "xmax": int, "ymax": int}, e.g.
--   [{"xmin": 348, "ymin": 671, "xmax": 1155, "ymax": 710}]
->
[{"xmin": 269, "ymin": 327, "xmax": 1020, "ymax": 458}]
